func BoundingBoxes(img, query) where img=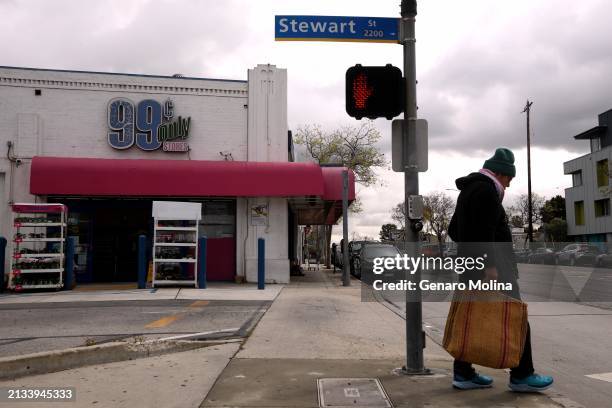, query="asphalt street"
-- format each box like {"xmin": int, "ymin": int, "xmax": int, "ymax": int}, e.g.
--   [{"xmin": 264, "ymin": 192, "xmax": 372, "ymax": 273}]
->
[
  {"xmin": 376, "ymin": 263, "xmax": 612, "ymax": 408},
  {"xmin": 0, "ymin": 299, "xmax": 271, "ymax": 358}
]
